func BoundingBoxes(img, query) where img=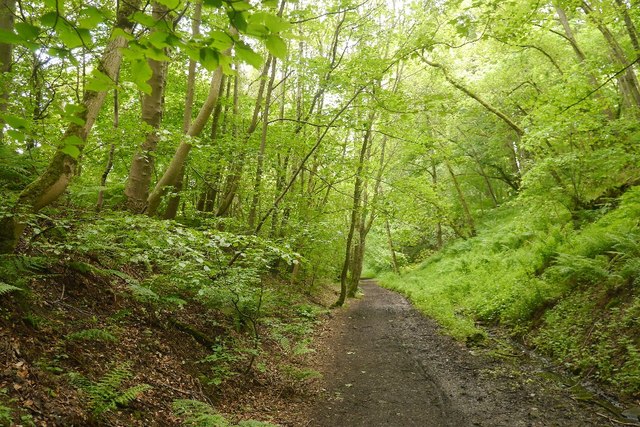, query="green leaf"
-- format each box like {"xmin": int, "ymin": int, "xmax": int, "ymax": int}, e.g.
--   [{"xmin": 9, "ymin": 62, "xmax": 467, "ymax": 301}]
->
[
  {"xmin": 229, "ymin": 1, "xmax": 252, "ymax": 11},
  {"xmin": 145, "ymin": 46, "xmax": 171, "ymax": 62},
  {"xmin": 203, "ymin": 0, "xmax": 223, "ymax": 7},
  {"xmin": 131, "ymin": 11, "xmax": 157, "ymax": 28},
  {"xmin": 265, "ymin": 34, "xmax": 287, "ymax": 59},
  {"xmin": 235, "ymin": 42, "xmax": 262, "ymax": 68},
  {"xmin": 147, "ymin": 31, "xmax": 171, "ymax": 49},
  {"xmin": 184, "ymin": 46, "xmax": 200, "ymax": 62},
  {"xmin": 63, "ymin": 135, "xmax": 84, "ymax": 146},
  {"xmin": 0, "ymin": 29, "xmax": 22, "ymax": 44},
  {"xmin": 85, "ymin": 69, "xmax": 115, "ymax": 92},
  {"xmin": 156, "ymin": 0, "xmax": 181, "ymax": 8},
  {"xmin": 111, "ymin": 27, "xmax": 134, "ymax": 41},
  {"xmin": 15, "ymin": 23, "xmax": 41, "ymax": 41},
  {"xmin": 228, "ymin": 11, "xmax": 248, "ymax": 31},
  {"xmin": 209, "ymin": 30, "xmax": 233, "ymax": 51},
  {"xmin": 1, "ymin": 113, "xmax": 29, "ymax": 130},
  {"xmin": 199, "ymin": 47, "xmax": 219, "ymax": 71},
  {"xmin": 263, "ymin": 14, "xmax": 290, "ymax": 33},
  {"xmin": 78, "ymin": 6, "xmax": 105, "ymax": 29},
  {"xmin": 245, "ymin": 23, "xmax": 269, "ymax": 37},
  {"xmin": 262, "ymin": 0, "xmax": 279, "ymax": 7},
  {"xmin": 40, "ymin": 12, "xmax": 58, "ymax": 28},
  {"xmin": 60, "ymin": 144, "xmax": 81, "ymax": 159},
  {"xmin": 57, "ymin": 21, "xmax": 84, "ymax": 48},
  {"xmin": 131, "ymin": 59, "xmax": 153, "ymax": 94},
  {"xmin": 6, "ymin": 129, "xmax": 26, "ymax": 142}
]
